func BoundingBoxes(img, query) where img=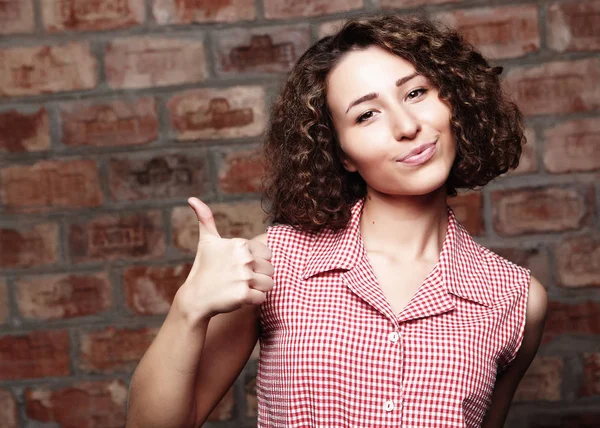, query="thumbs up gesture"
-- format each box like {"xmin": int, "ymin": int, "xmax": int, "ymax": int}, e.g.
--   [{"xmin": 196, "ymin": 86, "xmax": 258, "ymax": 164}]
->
[{"xmin": 175, "ymin": 197, "xmax": 274, "ymax": 324}]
